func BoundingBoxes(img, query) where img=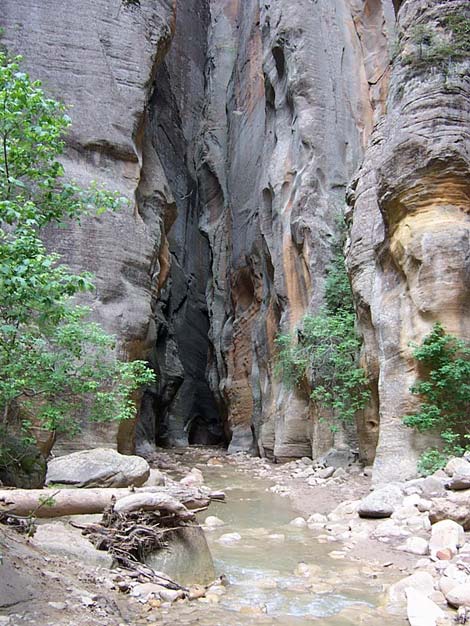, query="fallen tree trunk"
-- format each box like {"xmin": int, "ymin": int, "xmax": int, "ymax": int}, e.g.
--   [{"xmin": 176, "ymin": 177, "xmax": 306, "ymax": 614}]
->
[{"xmin": 0, "ymin": 486, "xmax": 223, "ymax": 518}]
